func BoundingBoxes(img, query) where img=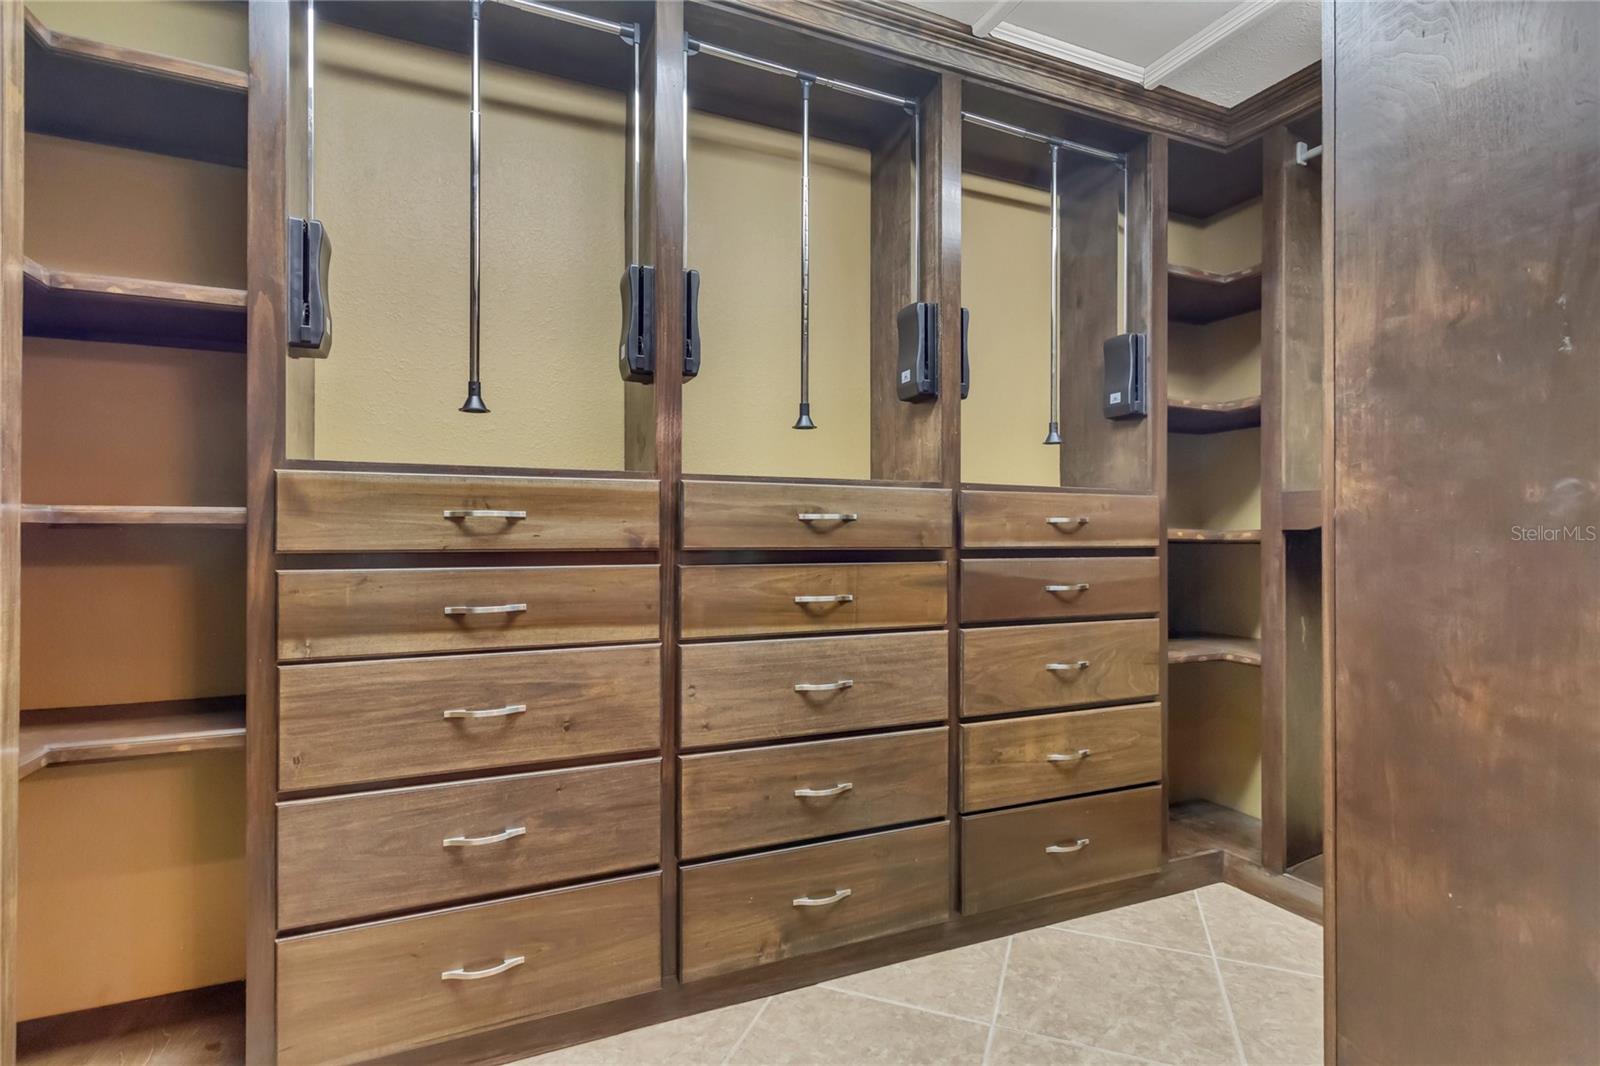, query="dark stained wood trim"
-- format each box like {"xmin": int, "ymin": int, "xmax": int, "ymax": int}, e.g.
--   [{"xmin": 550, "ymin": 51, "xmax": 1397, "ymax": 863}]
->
[
  {"xmin": 22, "ymin": 9, "xmax": 247, "ymax": 92},
  {"xmin": 1259, "ymin": 125, "xmax": 1289, "ymax": 873},
  {"xmin": 1280, "ymin": 489, "xmax": 1321, "ymax": 530},
  {"xmin": 1319, "ymin": 4, "xmax": 1336, "ymax": 1050},
  {"xmin": 1220, "ymin": 850, "xmax": 1322, "ymax": 924},
  {"xmin": 1168, "ymin": 527, "xmax": 1261, "ymax": 543},
  {"xmin": 1141, "ymin": 134, "xmax": 1171, "ymax": 854},
  {"xmin": 1225, "ymin": 62, "xmax": 1322, "ymax": 145},
  {"xmin": 0, "ymin": 0, "xmax": 21, "ymax": 1057},
  {"xmin": 20, "ymin": 504, "xmax": 247, "ymax": 527},
  {"xmin": 1168, "ymin": 396, "xmax": 1261, "ymax": 434},
  {"xmin": 1168, "ymin": 635, "xmax": 1262, "ymax": 667}
]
